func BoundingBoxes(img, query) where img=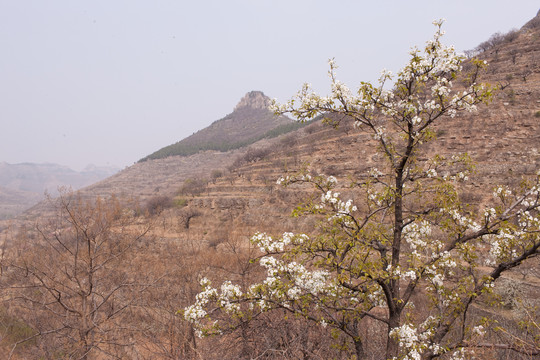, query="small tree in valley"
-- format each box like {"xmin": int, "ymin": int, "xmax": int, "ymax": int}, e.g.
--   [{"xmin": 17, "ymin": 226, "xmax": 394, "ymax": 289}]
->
[{"xmin": 184, "ymin": 21, "xmax": 540, "ymax": 359}]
